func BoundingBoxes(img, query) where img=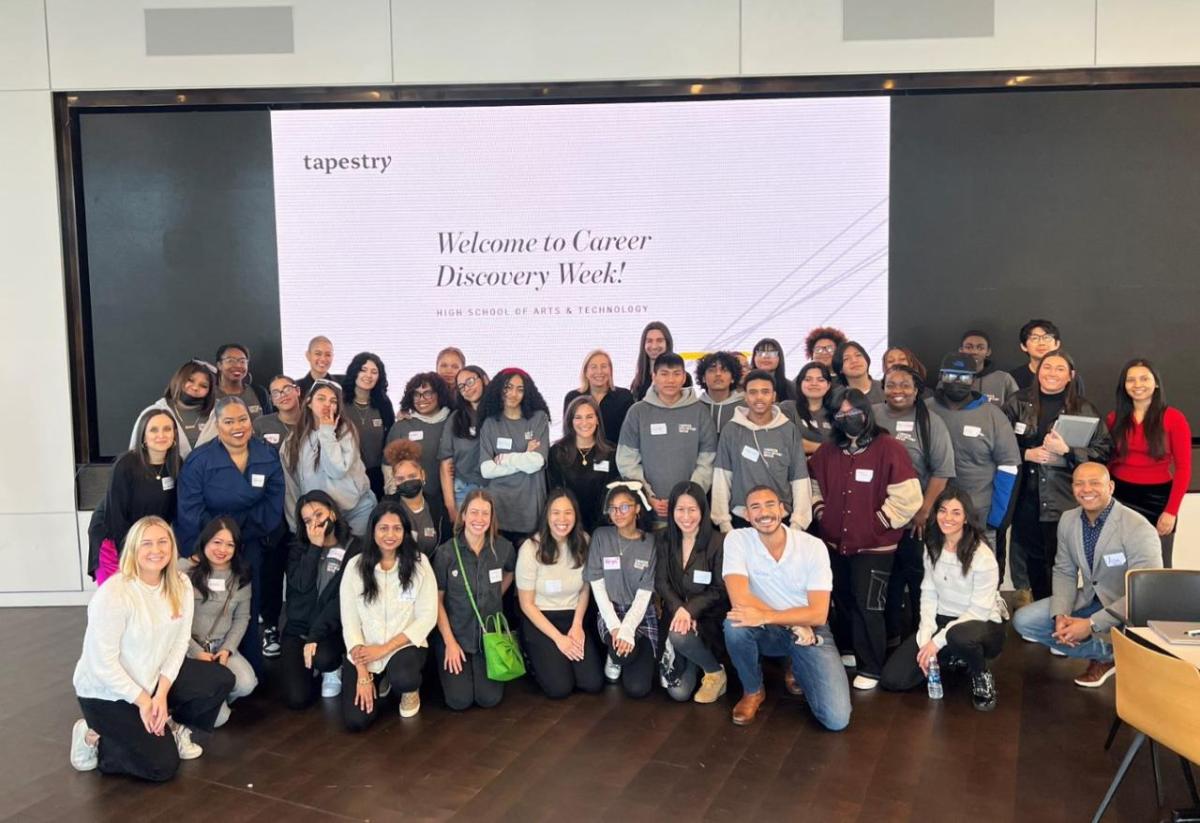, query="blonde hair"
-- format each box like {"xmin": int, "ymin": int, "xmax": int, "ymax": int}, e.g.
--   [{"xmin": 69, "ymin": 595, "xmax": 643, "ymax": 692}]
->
[
  {"xmin": 578, "ymin": 349, "xmax": 614, "ymax": 394},
  {"xmin": 119, "ymin": 516, "xmax": 187, "ymax": 618}
]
